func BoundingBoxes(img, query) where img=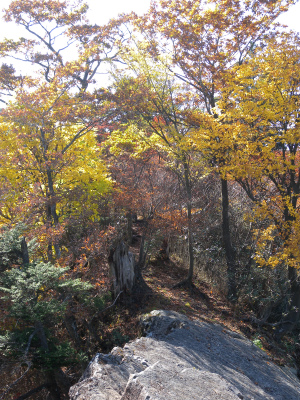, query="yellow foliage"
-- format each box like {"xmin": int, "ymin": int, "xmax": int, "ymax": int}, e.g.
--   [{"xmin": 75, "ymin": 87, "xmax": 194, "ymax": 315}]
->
[
  {"xmin": 0, "ymin": 82, "xmax": 111, "ymax": 226},
  {"xmin": 210, "ymin": 33, "xmax": 300, "ymax": 268}
]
